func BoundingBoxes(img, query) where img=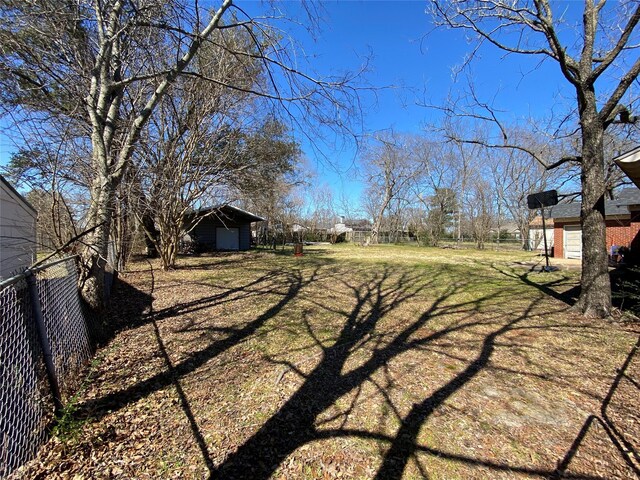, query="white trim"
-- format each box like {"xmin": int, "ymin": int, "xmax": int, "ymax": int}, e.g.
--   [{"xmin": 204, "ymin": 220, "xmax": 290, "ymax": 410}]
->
[{"xmin": 615, "ymin": 146, "xmax": 640, "ymax": 188}]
